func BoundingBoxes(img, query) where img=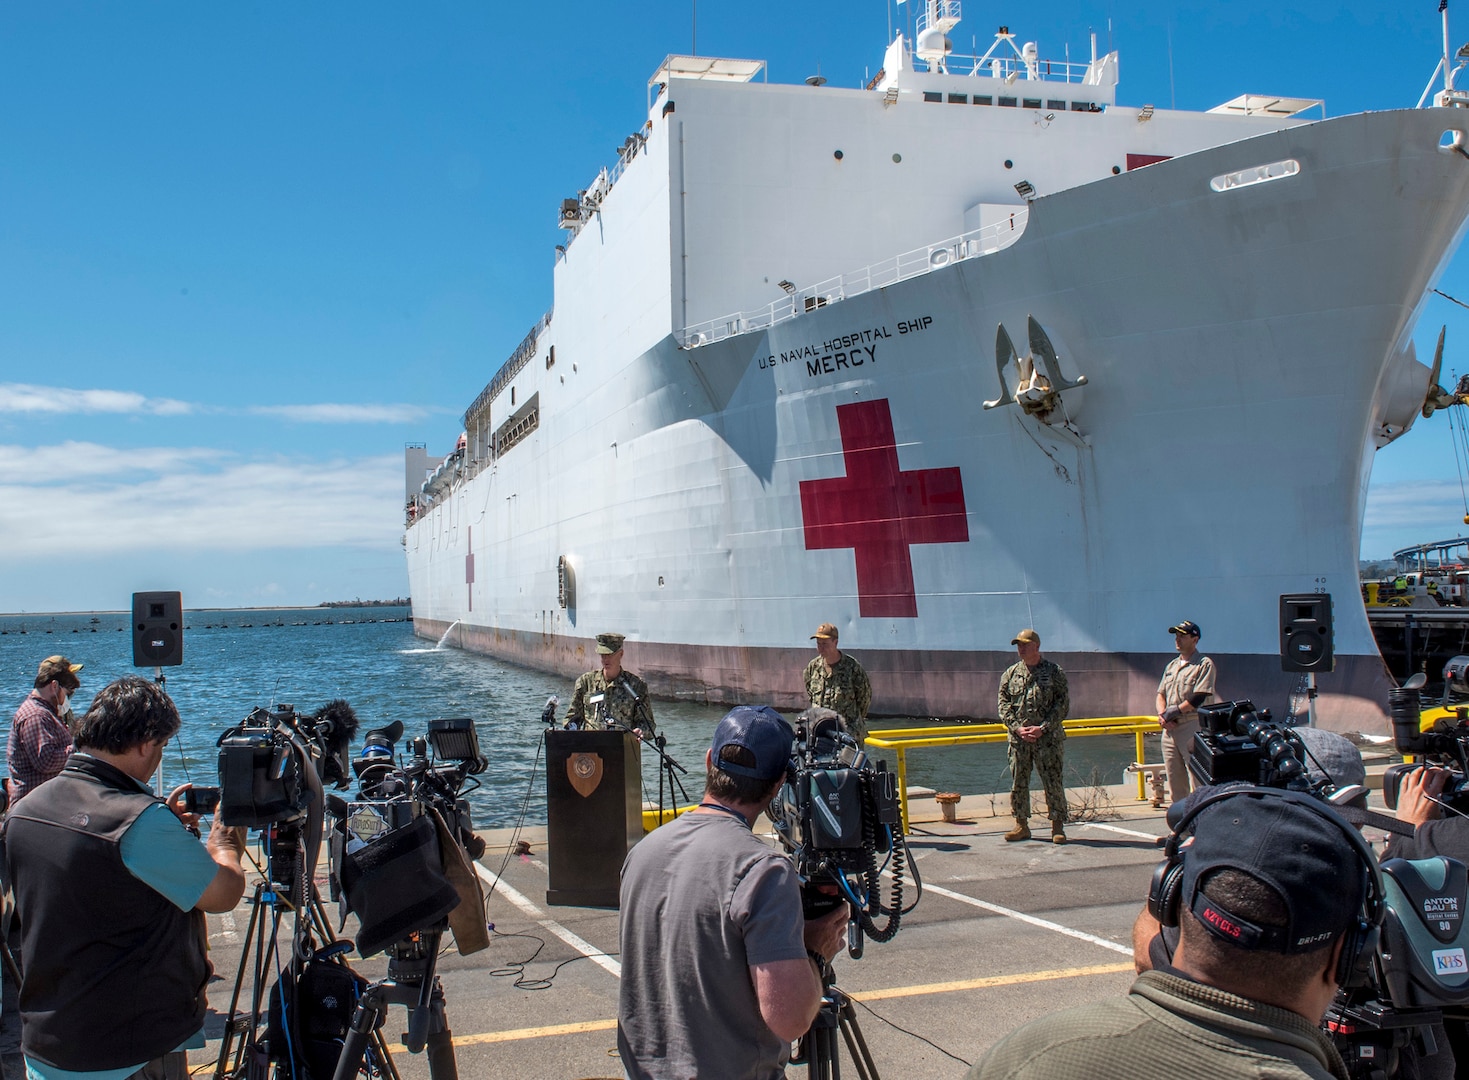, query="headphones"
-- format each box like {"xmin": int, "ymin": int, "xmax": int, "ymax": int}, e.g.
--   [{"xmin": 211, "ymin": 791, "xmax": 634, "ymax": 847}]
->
[{"xmin": 1146, "ymin": 786, "xmax": 1384, "ymax": 989}]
